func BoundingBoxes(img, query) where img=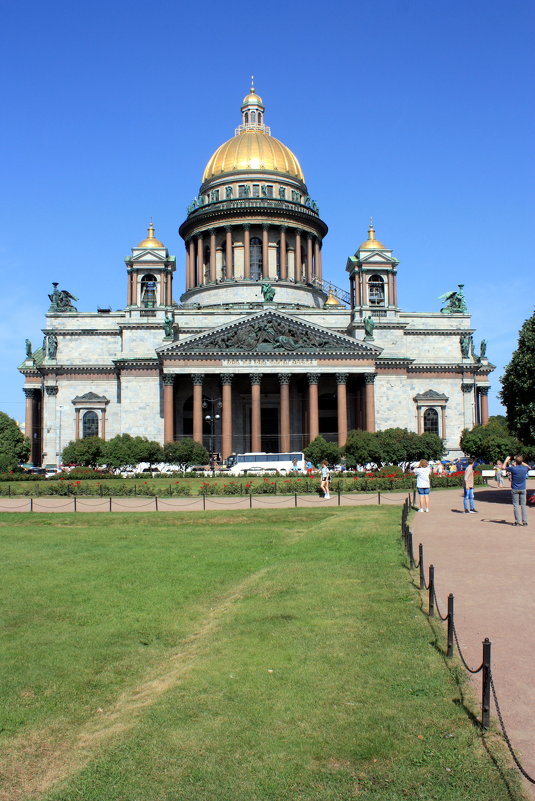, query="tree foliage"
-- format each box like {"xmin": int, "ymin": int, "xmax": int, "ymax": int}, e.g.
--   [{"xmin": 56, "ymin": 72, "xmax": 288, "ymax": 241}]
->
[
  {"xmin": 163, "ymin": 439, "xmax": 209, "ymax": 469},
  {"xmin": 100, "ymin": 434, "xmax": 162, "ymax": 471},
  {"xmin": 62, "ymin": 437, "xmax": 105, "ymax": 467},
  {"xmin": 0, "ymin": 412, "xmax": 30, "ymax": 471},
  {"xmin": 460, "ymin": 417, "xmax": 521, "ymax": 463},
  {"xmin": 303, "ymin": 436, "xmax": 341, "ymax": 466},
  {"xmin": 500, "ymin": 309, "xmax": 535, "ymax": 445},
  {"xmin": 343, "ymin": 428, "xmax": 444, "ymax": 469}
]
